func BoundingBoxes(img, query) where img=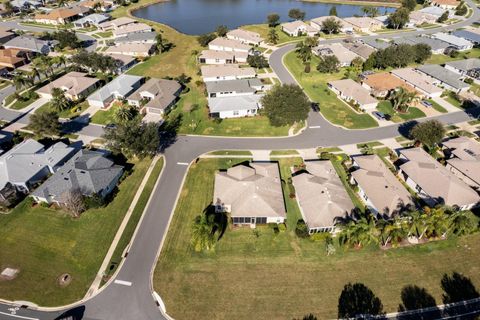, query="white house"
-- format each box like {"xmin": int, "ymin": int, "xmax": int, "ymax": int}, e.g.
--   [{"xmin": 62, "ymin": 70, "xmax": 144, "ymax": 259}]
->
[
  {"xmin": 208, "ymin": 37, "xmax": 251, "ymax": 53},
  {"xmin": 208, "ymin": 94, "xmax": 263, "ymax": 118},
  {"xmin": 198, "ymin": 50, "xmax": 248, "ymax": 64},
  {"xmin": 328, "ymin": 79, "xmax": 378, "ymax": 111},
  {"xmin": 200, "ymin": 65, "xmax": 256, "ymax": 82},
  {"xmin": 432, "ymin": 33, "xmax": 474, "ymax": 51},
  {"xmin": 226, "ymin": 29, "xmax": 263, "ymax": 45},
  {"xmin": 281, "ymin": 20, "xmax": 317, "ymax": 37}
]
